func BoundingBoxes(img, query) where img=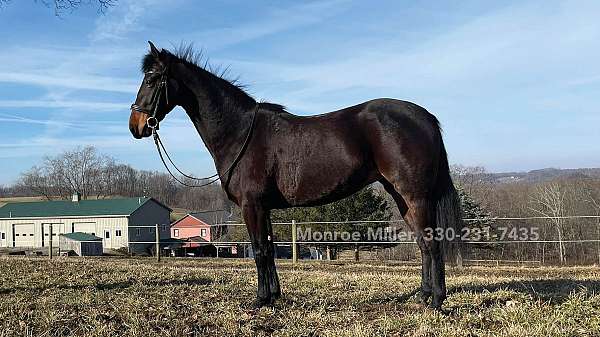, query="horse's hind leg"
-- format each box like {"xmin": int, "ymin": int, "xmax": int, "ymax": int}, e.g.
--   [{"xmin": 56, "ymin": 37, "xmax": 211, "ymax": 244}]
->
[
  {"xmin": 380, "ymin": 180, "xmax": 432, "ymax": 304},
  {"xmin": 381, "ymin": 179, "xmax": 446, "ymax": 307},
  {"xmin": 405, "ymin": 198, "xmax": 446, "ymax": 308}
]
